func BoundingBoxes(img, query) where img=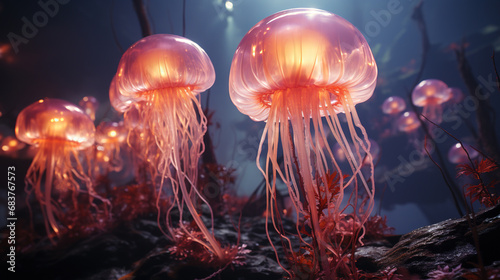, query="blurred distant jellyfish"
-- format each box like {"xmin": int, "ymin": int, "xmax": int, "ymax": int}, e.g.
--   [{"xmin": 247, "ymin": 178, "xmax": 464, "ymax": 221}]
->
[
  {"xmin": 382, "ymin": 96, "xmax": 406, "ymax": 115},
  {"xmin": 78, "ymin": 96, "xmax": 99, "ymax": 122},
  {"xmin": 397, "ymin": 111, "xmax": 428, "ymax": 152},
  {"xmin": 110, "ymin": 34, "xmax": 226, "ymax": 259},
  {"xmin": 229, "ymin": 8, "xmax": 377, "ymax": 276},
  {"xmin": 1, "ymin": 135, "xmax": 26, "ymax": 156},
  {"xmin": 447, "ymin": 87, "xmax": 465, "ymax": 104},
  {"xmin": 448, "ymin": 142, "xmax": 479, "ymax": 164},
  {"xmin": 15, "ymin": 98, "xmax": 109, "ymax": 240},
  {"xmin": 397, "ymin": 111, "xmax": 421, "ymax": 133},
  {"xmin": 95, "ymin": 121, "xmax": 127, "ymax": 173},
  {"xmin": 411, "ymin": 79, "xmax": 451, "ymax": 124}
]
